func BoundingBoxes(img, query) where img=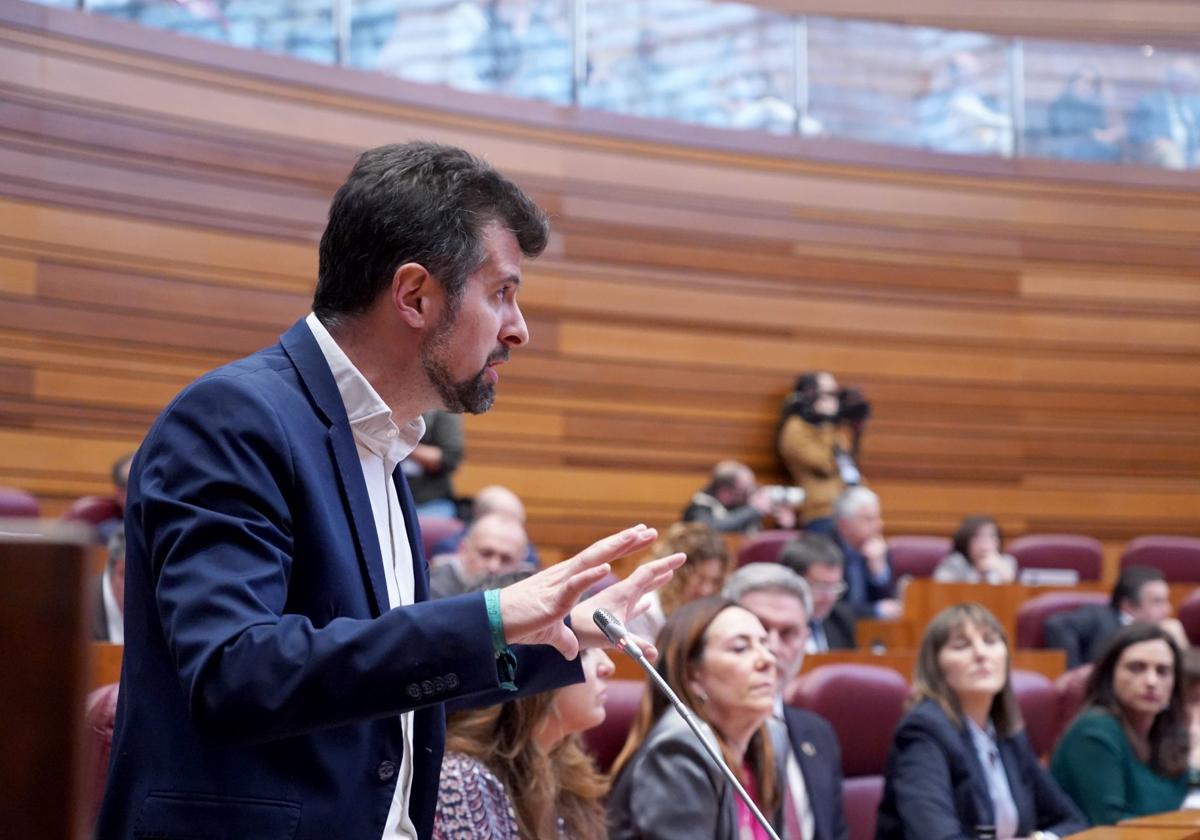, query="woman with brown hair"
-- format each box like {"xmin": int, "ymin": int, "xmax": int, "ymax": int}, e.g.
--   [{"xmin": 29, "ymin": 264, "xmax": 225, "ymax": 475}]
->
[
  {"xmin": 625, "ymin": 522, "xmax": 733, "ymax": 644},
  {"xmin": 876, "ymin": 603, "xmax": 1084, "ymax": 840},
  {"xmin": 1051, "ymin": 622, "xmax": 1192, "ymax": 825},
  {"xmin": 433, "ymin": 647, "xmax": 615, "ymax": 839},
  {"xmin": 608, "ymin": 597, "xmax": 788, "ymax": 840}
]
